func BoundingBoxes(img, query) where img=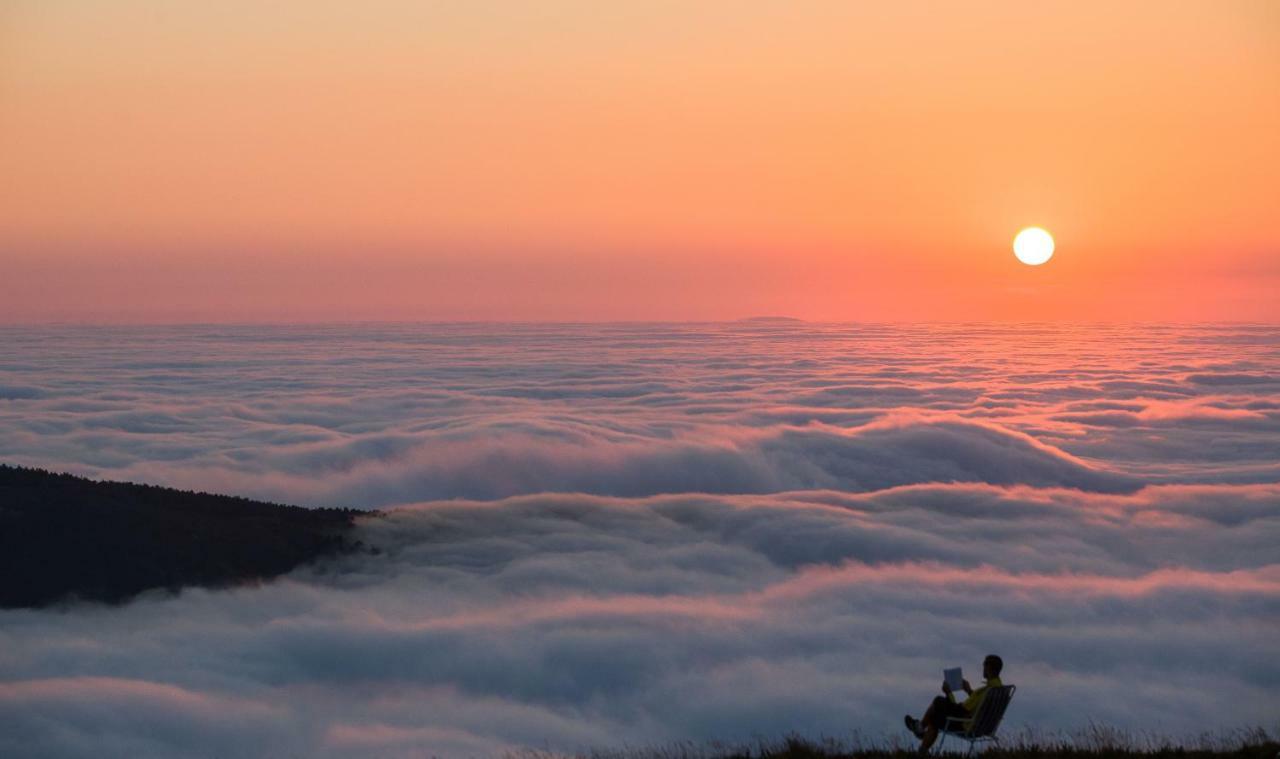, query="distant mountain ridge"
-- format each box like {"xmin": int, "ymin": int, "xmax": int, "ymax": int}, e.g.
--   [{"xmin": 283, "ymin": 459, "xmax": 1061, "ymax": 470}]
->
[{"xmin": 0, "ymin": 464, "xmax": 364, "ymax": 609}]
